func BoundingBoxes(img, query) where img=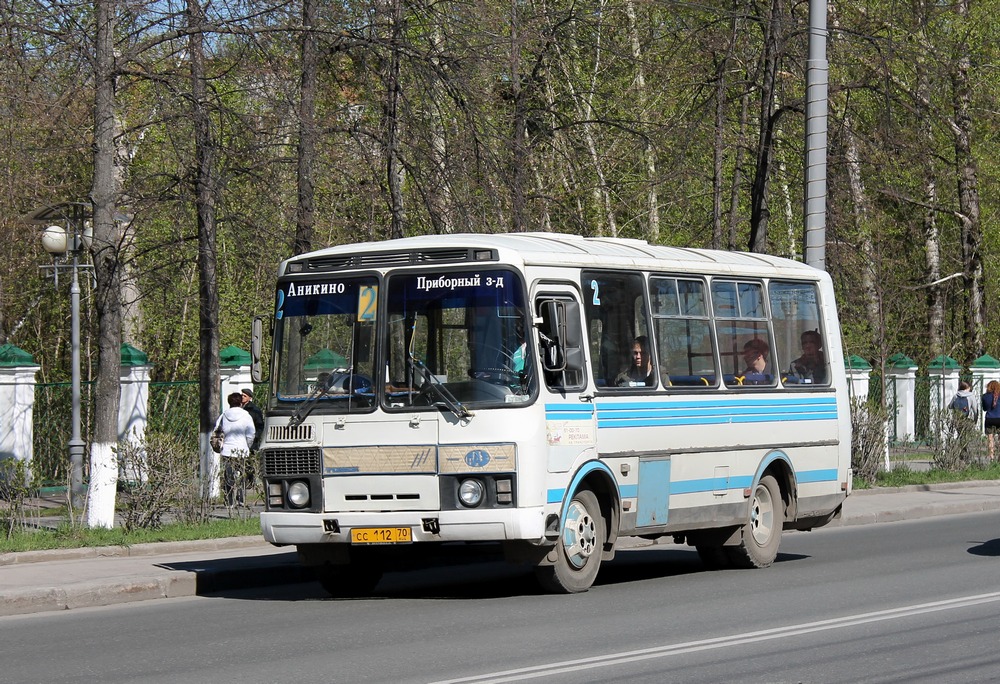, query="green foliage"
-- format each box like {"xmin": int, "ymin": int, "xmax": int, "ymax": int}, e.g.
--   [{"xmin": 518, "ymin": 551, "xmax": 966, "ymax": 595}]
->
[
  {"xmin": 933, "ymin": 410, "xmax": 987, "ymax": 471},
  {"xmin": 851, "ymin": 398, "xmax": 889, "ymax": 486},
  {"xmin": 861, "ymin": 461, "xmax": 1000, "ymax": 490},
  {"xmin": 116, "ymin": 431, "xmax": 210, "ymax": 532},
  {"xmin": 0, "ymin": 458, "xmax": 35, "ymax": 540}
]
